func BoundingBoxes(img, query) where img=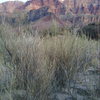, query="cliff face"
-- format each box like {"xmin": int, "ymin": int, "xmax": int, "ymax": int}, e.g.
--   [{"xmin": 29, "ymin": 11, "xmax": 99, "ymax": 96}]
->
[
  {"xmin": 0, "ymin": 0, "xmax": 99, "ymax": 15},
  {"xmin": 24, "ymin": 0, "xmax": 66, "ymax": 15},
  {"xmin": 27, "ymin": 6, "xmax": 51, "ymax": 22},
  {"xmin": 23, "ymin": 0, "xmax": 100, "ymax": 15},
  {"xmin": 0, "ymin": 1, "xmax": 24, "ymax": 13},
  {"xmin": 64, "ymin": 0, "xmax": 100, "ymax": 14}
]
